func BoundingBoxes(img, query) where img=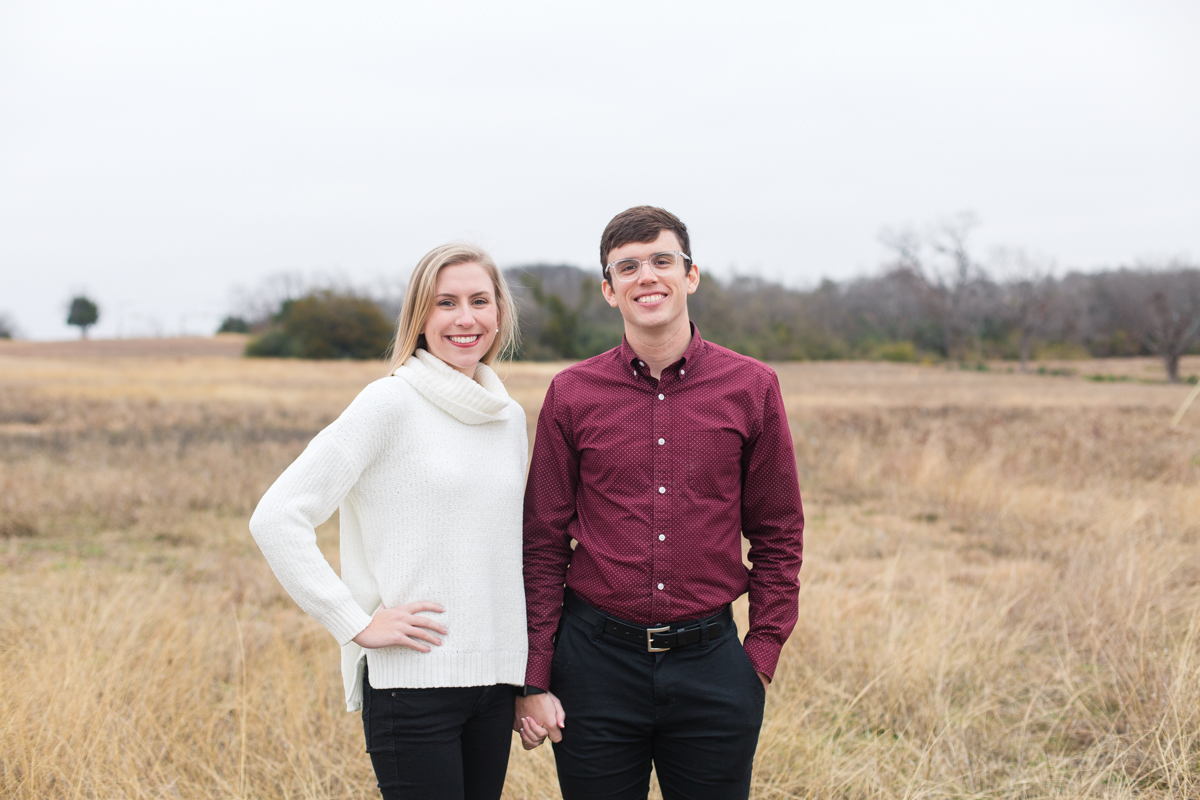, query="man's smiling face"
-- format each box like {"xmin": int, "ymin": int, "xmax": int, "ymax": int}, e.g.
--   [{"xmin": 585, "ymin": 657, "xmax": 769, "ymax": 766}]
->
[{"xmin": 601, "ymin": 229, "xmax": 700, "ymax": 336}]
